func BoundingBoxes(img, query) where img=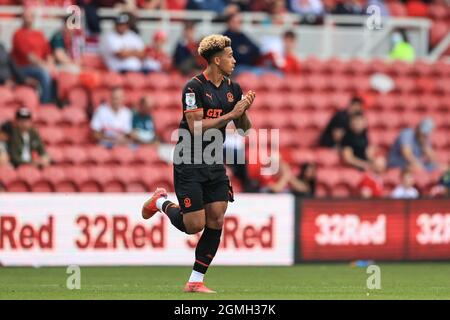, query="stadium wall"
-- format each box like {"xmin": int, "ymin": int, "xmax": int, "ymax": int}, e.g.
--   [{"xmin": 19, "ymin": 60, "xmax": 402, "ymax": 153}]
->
[{"xmin": 1, "ymin": 195, "xmax": 449, "ymax": 266}]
